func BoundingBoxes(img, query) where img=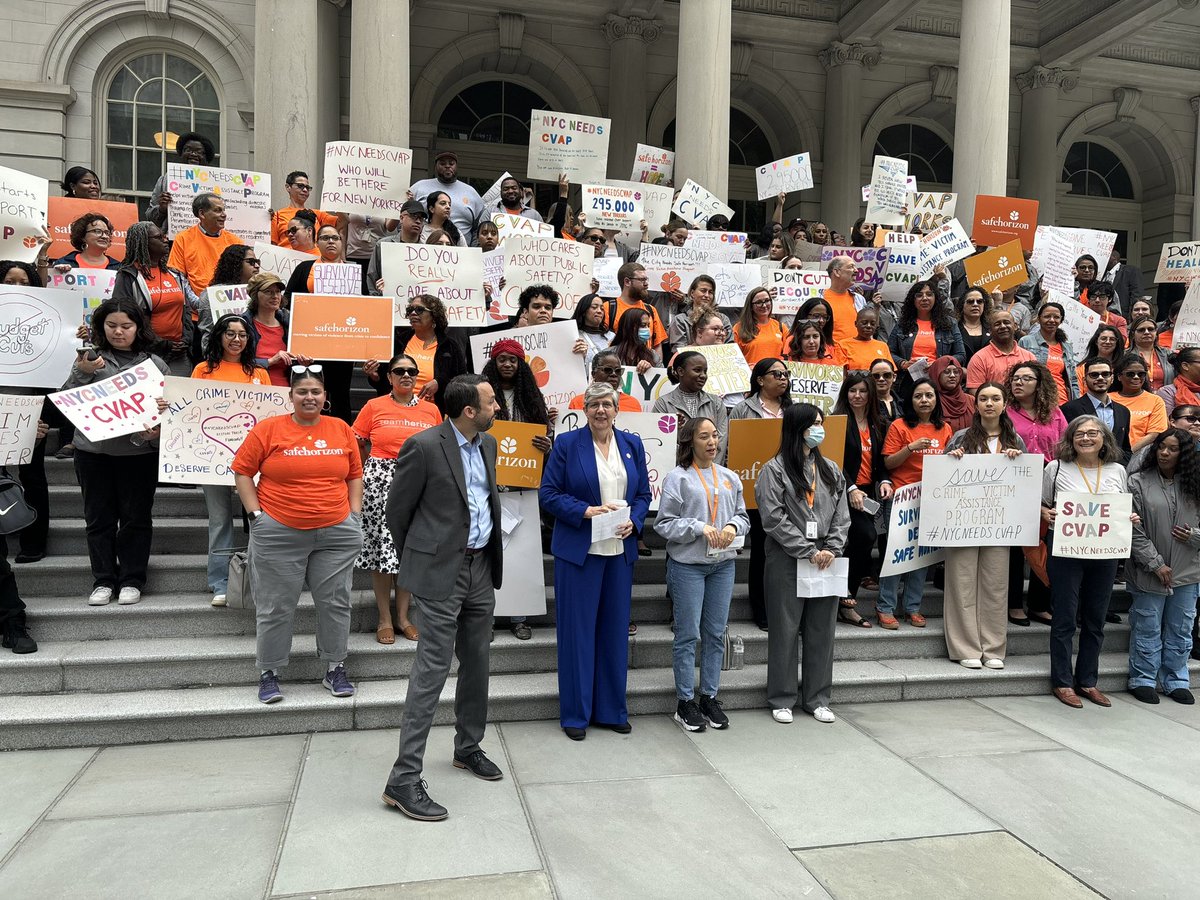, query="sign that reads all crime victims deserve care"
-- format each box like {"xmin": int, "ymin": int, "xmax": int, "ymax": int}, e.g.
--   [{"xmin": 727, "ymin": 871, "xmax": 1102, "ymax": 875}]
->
[{"xmin": 526, "ymin": 110, "xmax": 611, "ymax": 184}]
